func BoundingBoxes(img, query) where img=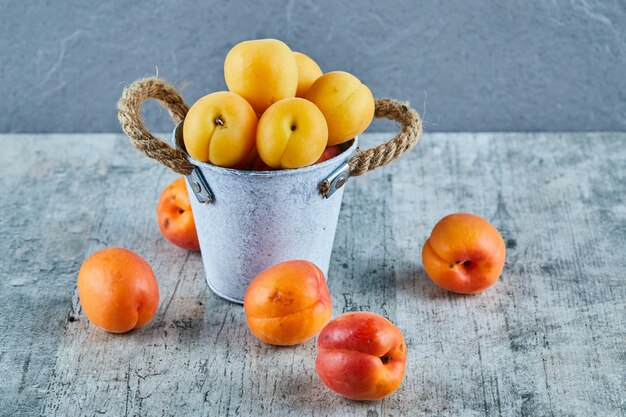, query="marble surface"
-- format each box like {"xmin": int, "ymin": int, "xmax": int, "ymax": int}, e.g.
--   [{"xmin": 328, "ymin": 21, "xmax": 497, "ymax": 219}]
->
[{"xmin": 0, "ymin": 132, "xmax": 624, "ymax": 416}]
